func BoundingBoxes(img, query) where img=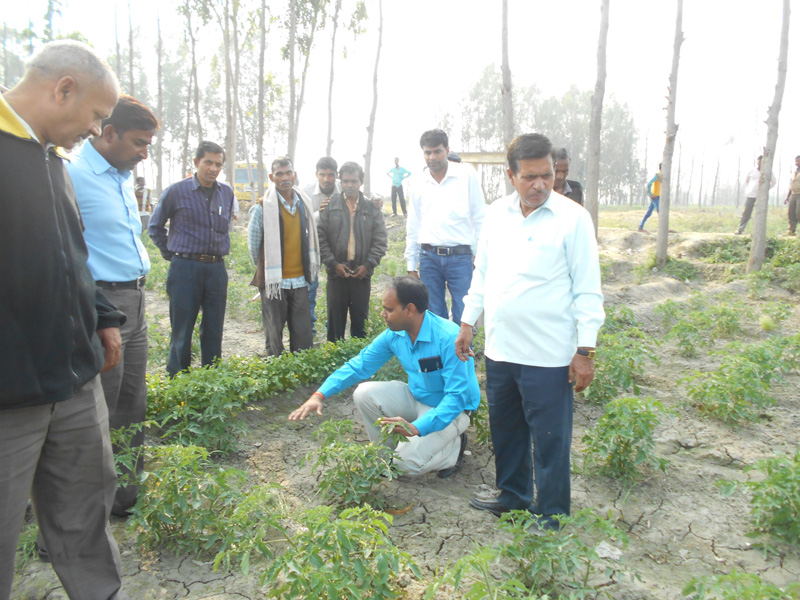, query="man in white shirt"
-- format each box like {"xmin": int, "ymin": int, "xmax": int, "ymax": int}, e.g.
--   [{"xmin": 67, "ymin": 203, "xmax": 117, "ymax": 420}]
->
[
  {"xmin": 302, "ymin": 156, "xmax": 341, "ymax": 336},
  {"xmin": 405, "ymin": 129, "xmax": 485, "ymax": 325},
  {"xmin": 736, "ymin": 155, "xmax": 776, "ymax": 235},
  {"xmin": 455, "ymin": 133, "xmax": 605, "ymax": 530}
]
